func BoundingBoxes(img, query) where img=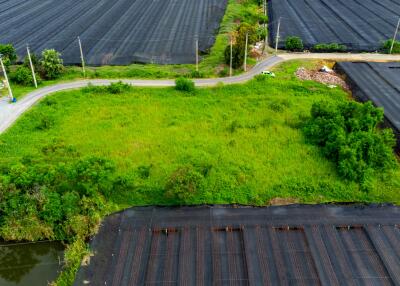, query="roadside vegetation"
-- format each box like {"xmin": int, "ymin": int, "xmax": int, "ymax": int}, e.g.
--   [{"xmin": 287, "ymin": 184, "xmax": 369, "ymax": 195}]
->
[
  {"xmin": 0, "ymin": 60, "xmax": 399, "ymax": 284},
  {"xmin": 381, "ymin": 39, "xmax": 400, "ymax": 54}
]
